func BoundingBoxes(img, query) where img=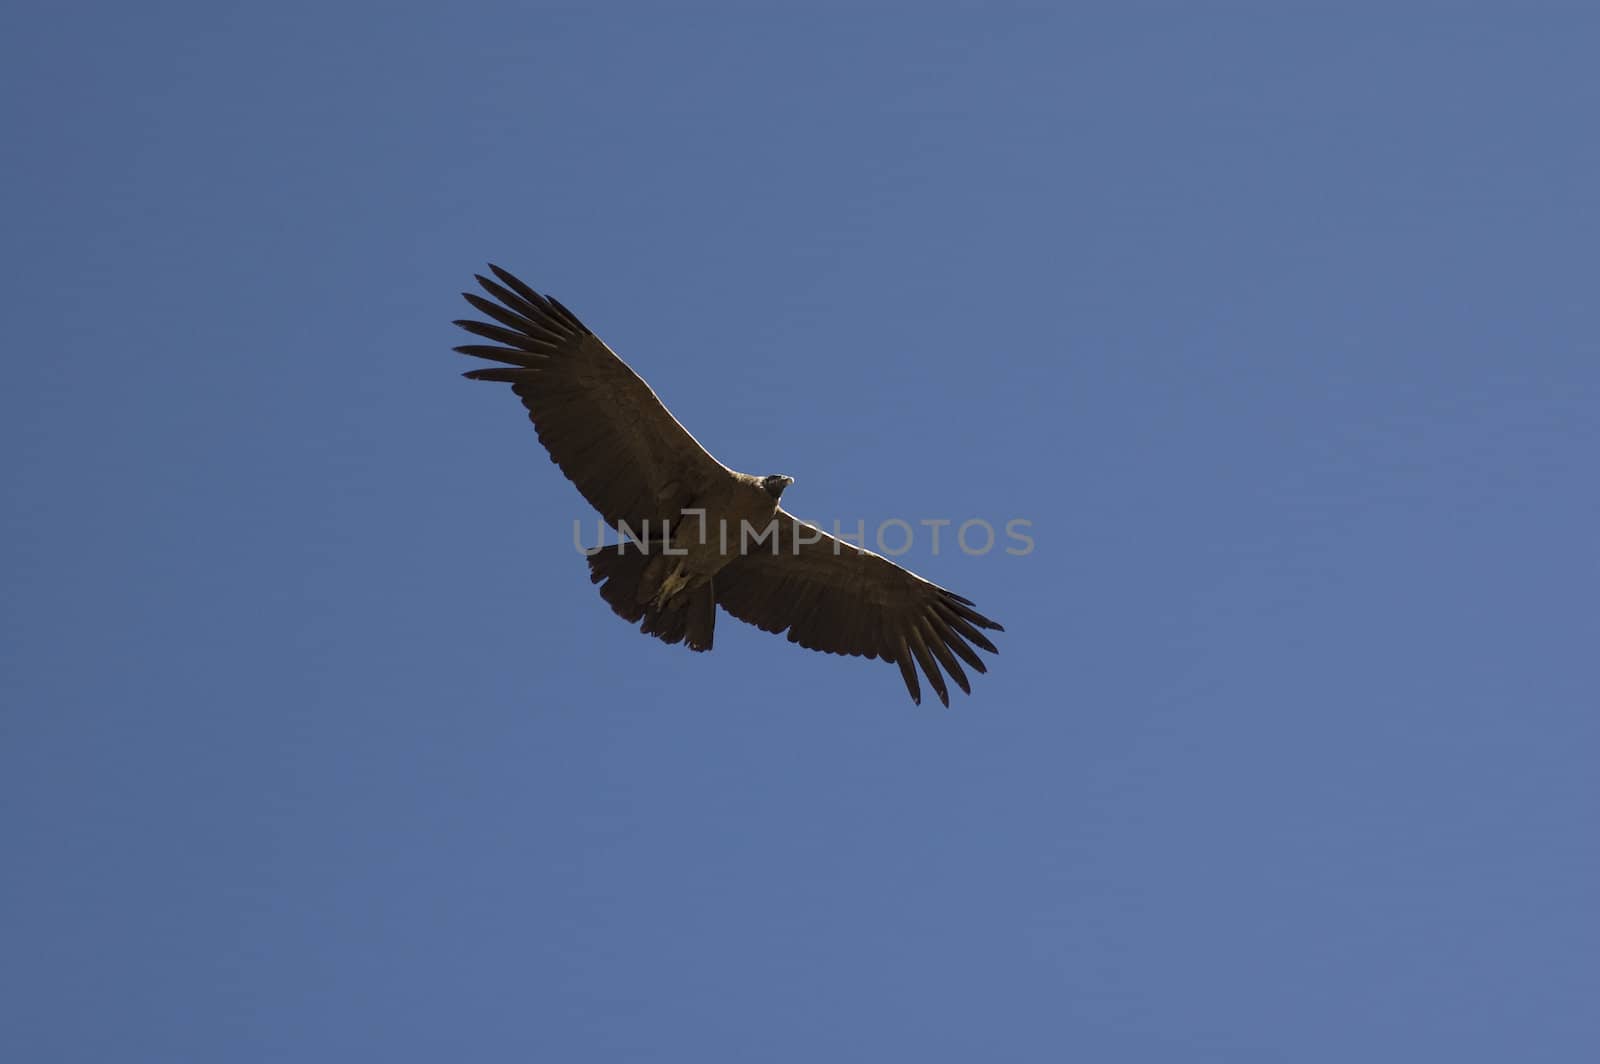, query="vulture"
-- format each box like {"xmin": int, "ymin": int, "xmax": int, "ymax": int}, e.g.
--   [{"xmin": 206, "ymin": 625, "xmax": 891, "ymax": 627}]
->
[{"xmin": 453, "ymin": 265, "xmax": 1004, "ymax": 705}]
